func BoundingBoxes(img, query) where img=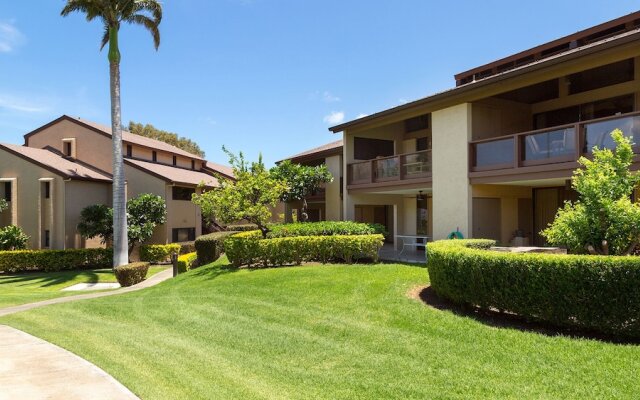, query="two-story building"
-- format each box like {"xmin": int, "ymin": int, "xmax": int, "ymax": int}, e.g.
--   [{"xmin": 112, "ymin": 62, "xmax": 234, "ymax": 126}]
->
[
  {"xmin": 291, "ymin": 11, "xmax": 640, "ymax": 246},
  {"xmin": 0, "ymin": 115, "xmax": 232, "ymax": 249}
]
